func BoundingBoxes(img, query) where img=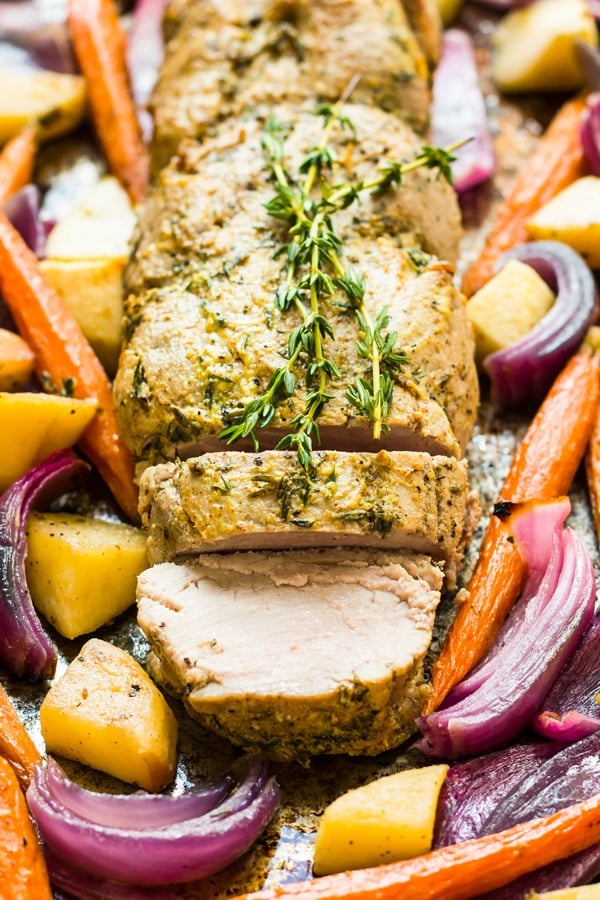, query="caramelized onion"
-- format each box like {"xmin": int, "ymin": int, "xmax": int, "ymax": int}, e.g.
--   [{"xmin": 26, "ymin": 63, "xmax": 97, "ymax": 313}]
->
[
  {"xmin": 27, "ymin": 755, "xmax": 280, "ymax": 886},
  {"xmin": 0, "ymin": 450, "xmax": 87, "ymax": 680},
  {"xmin": 417, "ymin": 498, "xmax": 596, "ymax": 758},
  {"xmin": 484, "ymin": 241, "xmax": 599, "ymax": 408}
]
